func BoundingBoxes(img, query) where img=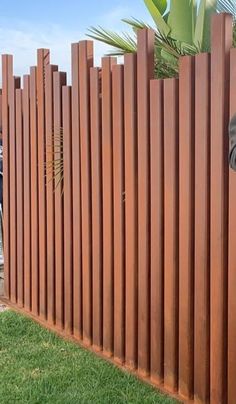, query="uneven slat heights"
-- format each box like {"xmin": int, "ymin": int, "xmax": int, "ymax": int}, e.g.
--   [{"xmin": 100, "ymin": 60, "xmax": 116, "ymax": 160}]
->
[{"xmin": 2, "ymin": 13, "xmax": 236, "ymax": 404}]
